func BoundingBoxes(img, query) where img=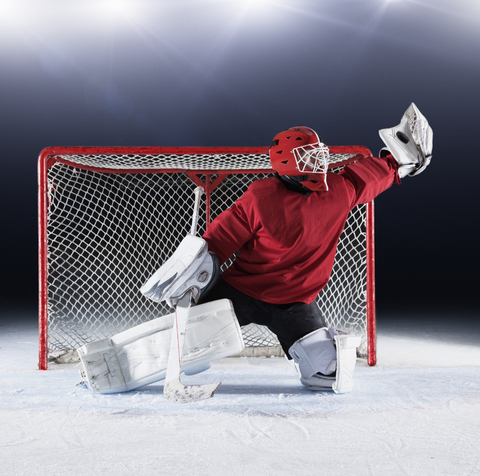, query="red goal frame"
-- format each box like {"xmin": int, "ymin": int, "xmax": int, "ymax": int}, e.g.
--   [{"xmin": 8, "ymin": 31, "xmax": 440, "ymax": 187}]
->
[{"xmin": 38, "ymin": 146, "xmax": 376, "ymax": 370}]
